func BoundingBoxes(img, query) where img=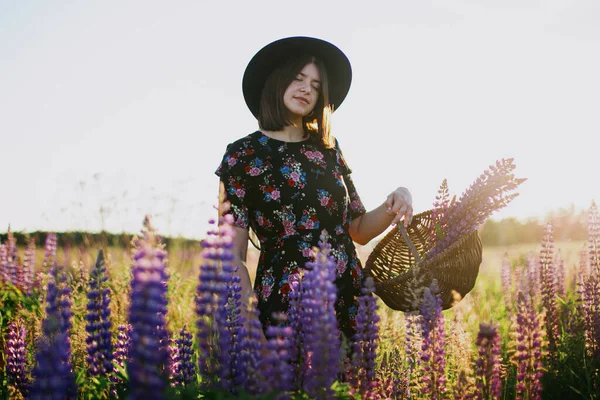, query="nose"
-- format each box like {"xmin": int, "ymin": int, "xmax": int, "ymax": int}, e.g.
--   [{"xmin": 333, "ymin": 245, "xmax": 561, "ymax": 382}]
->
[{"xmin": 300, "ymin": 82, "xmax": 312, "ymax": 93}]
